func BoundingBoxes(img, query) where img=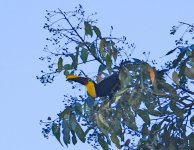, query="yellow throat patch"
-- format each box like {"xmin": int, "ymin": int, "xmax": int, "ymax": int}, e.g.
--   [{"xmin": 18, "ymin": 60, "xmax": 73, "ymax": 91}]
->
[{"xmin": 86, "ymin": 81, "xmax": 96, "ymax": 98}]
